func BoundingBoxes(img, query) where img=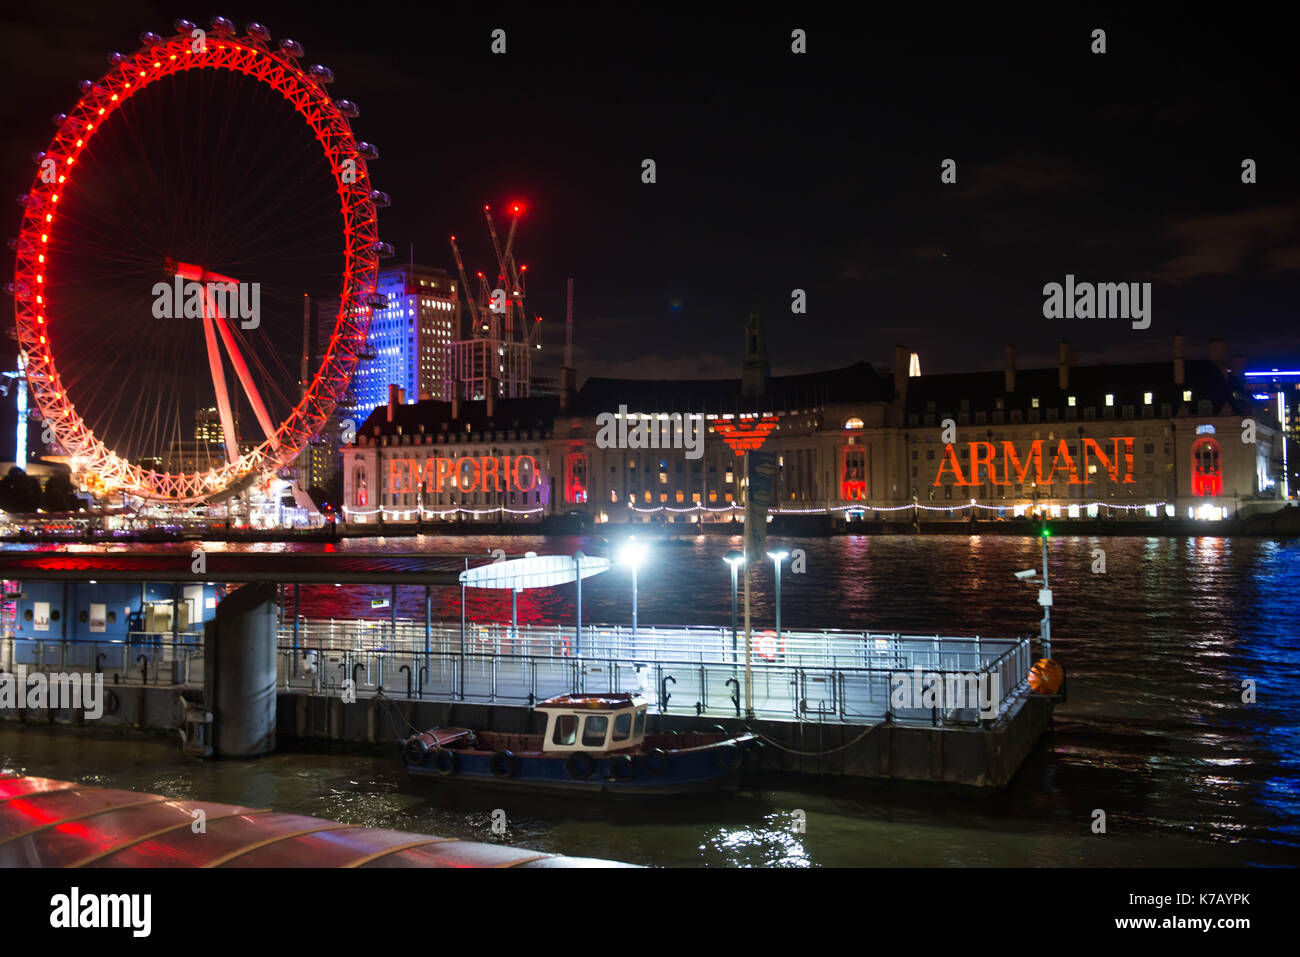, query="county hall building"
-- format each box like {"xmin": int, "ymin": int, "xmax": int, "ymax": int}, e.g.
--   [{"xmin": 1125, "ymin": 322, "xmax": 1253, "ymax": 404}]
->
[{"xmin": 341, "ymin": 317, "xmax": 1286, "ymax": 526}]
